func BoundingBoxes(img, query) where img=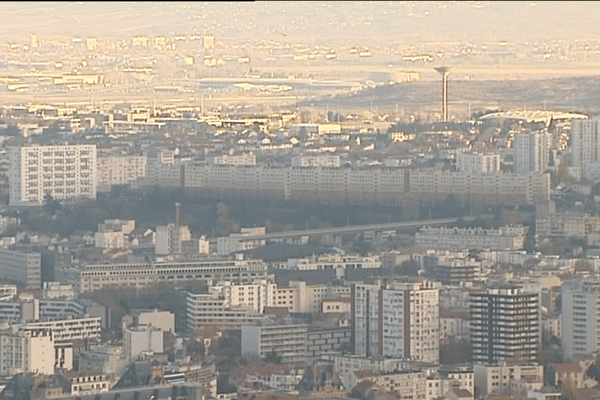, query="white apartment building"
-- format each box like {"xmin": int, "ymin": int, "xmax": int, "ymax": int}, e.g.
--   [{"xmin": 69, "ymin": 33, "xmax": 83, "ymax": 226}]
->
[
  {"xmin": 513, "ymin": 132, "xmax": 549, "ymax": 173},
  {"xmin": 415, "ymin": 225, "xmax": 527, "ymax": 251},
  {"xmin": 241, "ymin": 321, "xmax": 309, "ymax": 364},
  {"xmin": 186, "ymin": 290, "xmax": 264, "ymax": 331},
  {"xmin": 561, "ymin": 280, "xmax": 600, "ymax": 360},
  {"xmin": 123, "ymin": 324, "xmax": 163, "ymax": 362},
  {"xmin": 471, "ymin": 285, "xmax": 540, "ymax": 364},
  {"xmin": 0, "ymin": 249, "xmax": 41, "ymax": 289},
  {"xmin": 210, "ymin": 279, "xmax": 277, "ymax": 313},
  {"xmin": 276, "ymin": 280, "xmax": 350, "ymax": 313},
  {"xmin": 456, "ymin": 152, "xmax": 501, "ymax": 173},
  {"xmin": 0, "ymin": 328, "xmax": 54, "ymax": 376},
  {"xmin": 352, "ymin": 279, "xmax": 440, "ymax": 363},
  {"xmin": 96, "ymin": 155, "xmax": 146, "ymax": 190},
  {"xmin": 76, "ymin": 259, "xmax": 268, "ymax": 294},
  {"xmin": 284, "ymin": 254, "xmax": 380, "ymax": 276},
  {"xmin": 21, "ymin": 316, "xmax": 102, "ymax": 345},
  {"xmin": 8, "ymin": 144, "xmax": 96, "ymax": 206},
  {"xmin": 571, "ymin": 119, "xmax": 600, "ymax": 180}
]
